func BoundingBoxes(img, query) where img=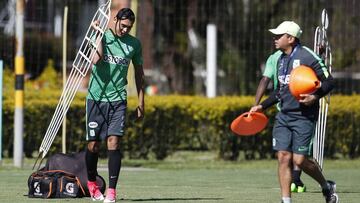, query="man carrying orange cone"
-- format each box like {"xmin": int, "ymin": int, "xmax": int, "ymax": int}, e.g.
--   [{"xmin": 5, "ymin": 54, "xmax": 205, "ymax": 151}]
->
[{"xmin": 250, "ymin": 21, "xmax": 338, "ymax": 203}]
